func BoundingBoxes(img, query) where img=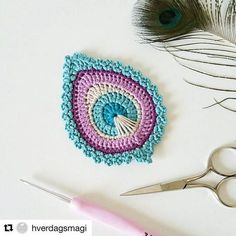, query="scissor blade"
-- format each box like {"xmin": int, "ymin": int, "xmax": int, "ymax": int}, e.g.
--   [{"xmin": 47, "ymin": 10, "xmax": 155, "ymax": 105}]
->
[{"xmin": 121, "ymin": 180, "xmax": 187, "ymax": 196}]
